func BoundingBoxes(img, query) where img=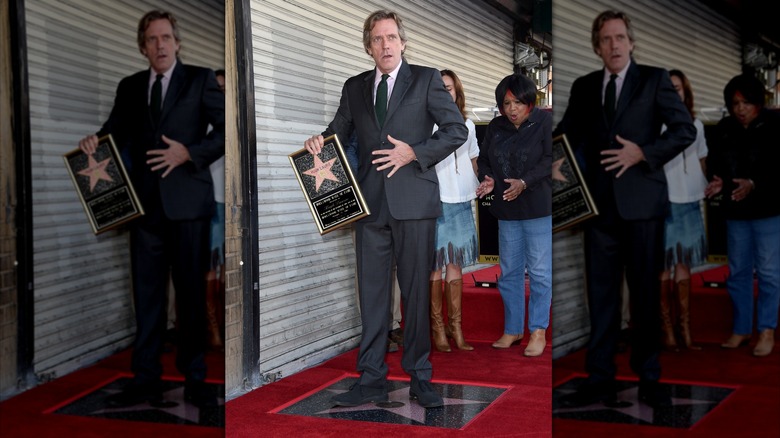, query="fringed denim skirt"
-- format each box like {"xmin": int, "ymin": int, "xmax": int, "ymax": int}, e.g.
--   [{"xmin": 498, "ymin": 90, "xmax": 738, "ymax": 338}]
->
[
  {"xmin": 433, "ymin": 201, "xmax": 478, "ymax": 270},
  {"xmin": 664, "ymin": 201, "xmax": 707, "ymax": 270}
]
